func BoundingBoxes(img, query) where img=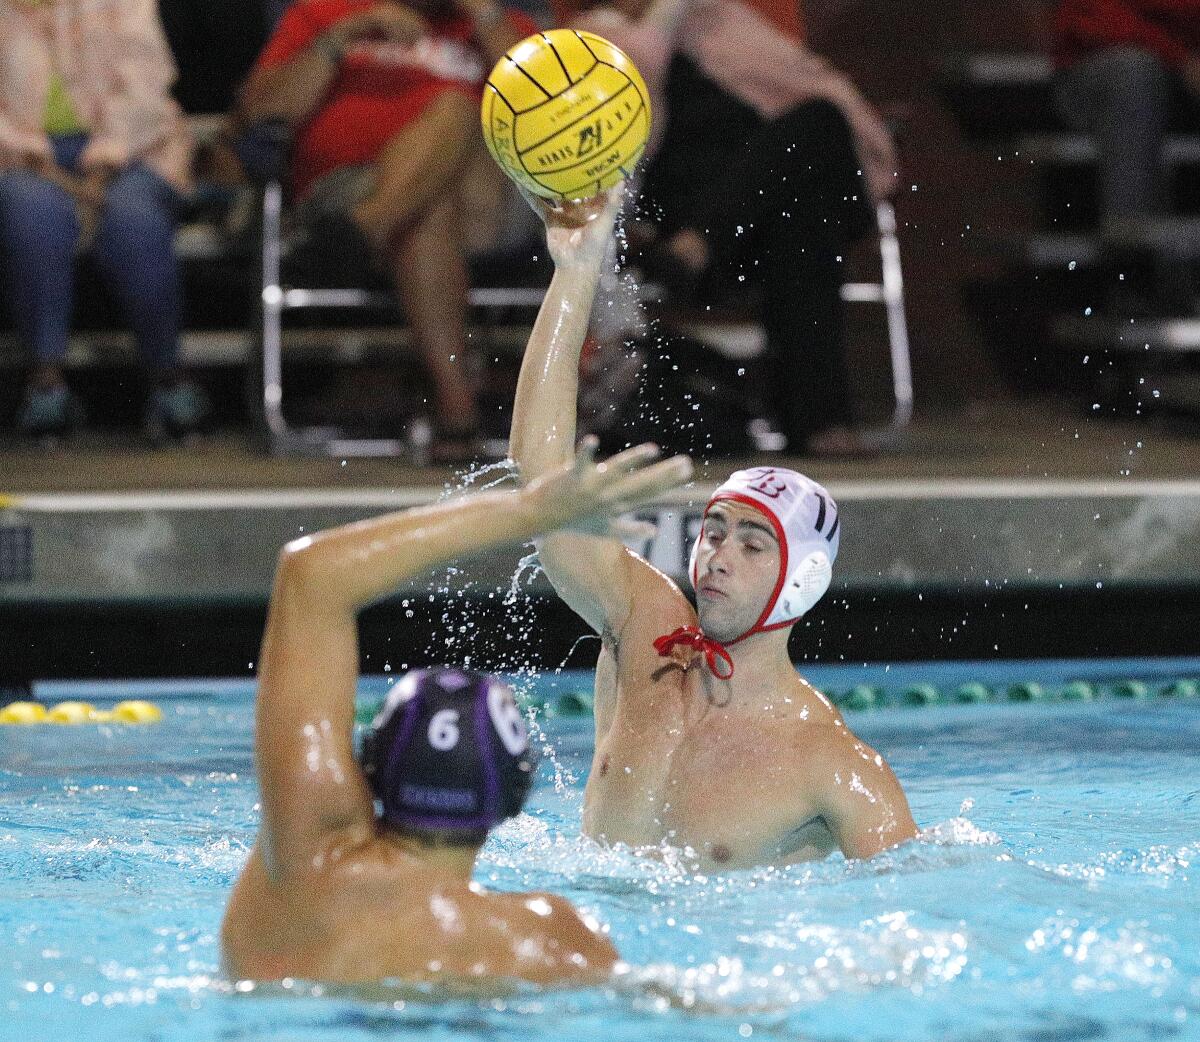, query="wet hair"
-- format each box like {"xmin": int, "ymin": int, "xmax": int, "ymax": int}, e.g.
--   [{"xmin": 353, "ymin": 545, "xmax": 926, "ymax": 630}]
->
[{"xmin": 359, "ymin": 668, "xmax": 537, "ymax": 847}]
